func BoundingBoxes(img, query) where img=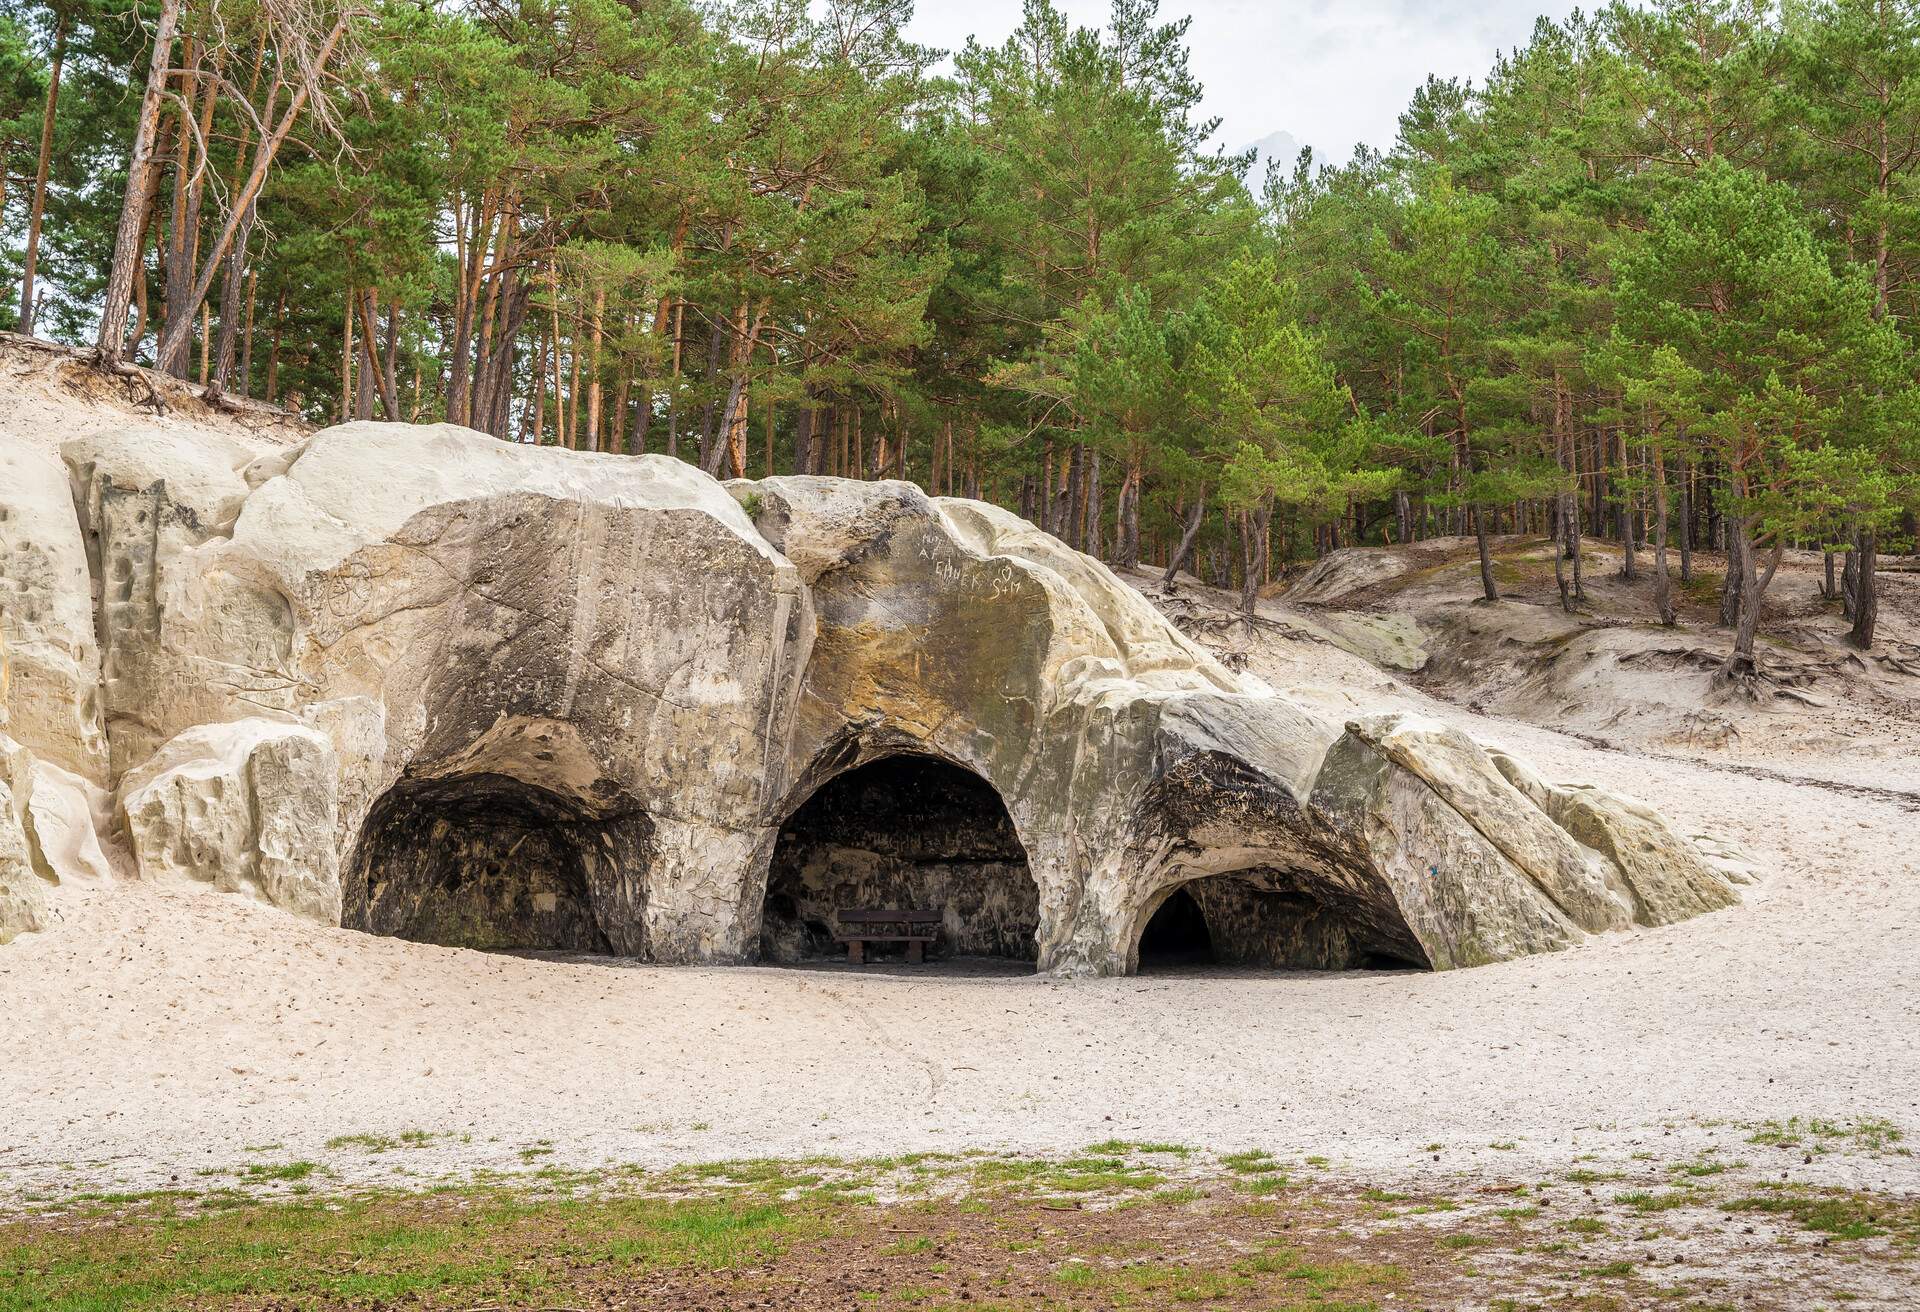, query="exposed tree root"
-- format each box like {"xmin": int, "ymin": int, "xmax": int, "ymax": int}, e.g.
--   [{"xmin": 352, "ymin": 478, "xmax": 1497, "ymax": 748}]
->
[{"xmin": 89, "ymin": 349, "xmax": 169, "ymax": 416}]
